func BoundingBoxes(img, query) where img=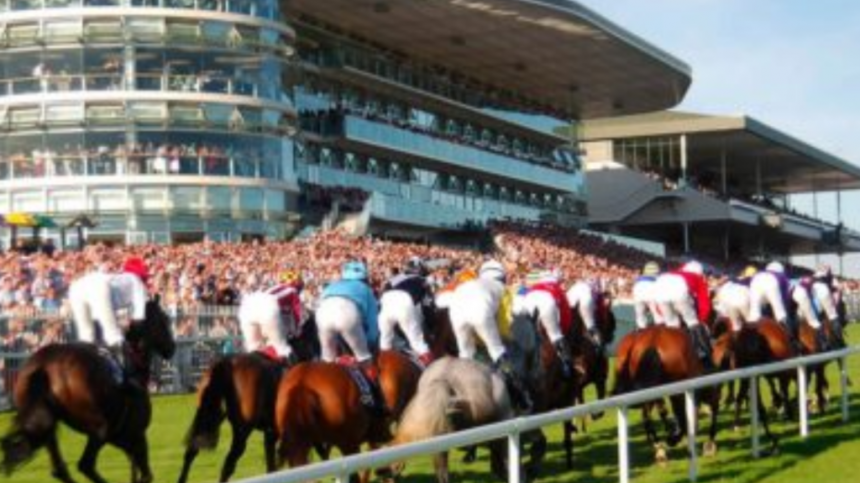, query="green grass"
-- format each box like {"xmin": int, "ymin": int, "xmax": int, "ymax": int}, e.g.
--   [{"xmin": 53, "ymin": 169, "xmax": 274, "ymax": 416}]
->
[{"xmin": 4, "ymin": 326, "xmax": 860, "ymax": 483}]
